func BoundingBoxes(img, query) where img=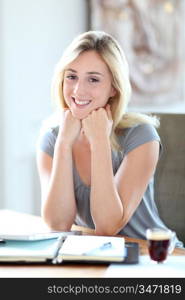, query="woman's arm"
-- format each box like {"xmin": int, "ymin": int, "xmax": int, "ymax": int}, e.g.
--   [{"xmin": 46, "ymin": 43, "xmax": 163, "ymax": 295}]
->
[
  {"xmin": 37, "ymin": 144, "xmax": 76, "ymax": 231},
  {"xmin": 91, "ymin": 139, "xmax": 159, "ymax": 235},
  {"xmin": 36, "ymin": 110, "xmax": 81, "ymax": 231},
  {"xmin": 82, "ymin": 107, "xmax": 159, "ymax": 235},
  {"xmin": 82, "ymin": 107, "xmax": 123, "ymax": 234},
  {"xmin": 90, "ymin": 136, "xmax": 124, "ymax": 235},
  {"xmin": 115, "ymin": 140, "xmax": 159, "ymax": 226}
]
